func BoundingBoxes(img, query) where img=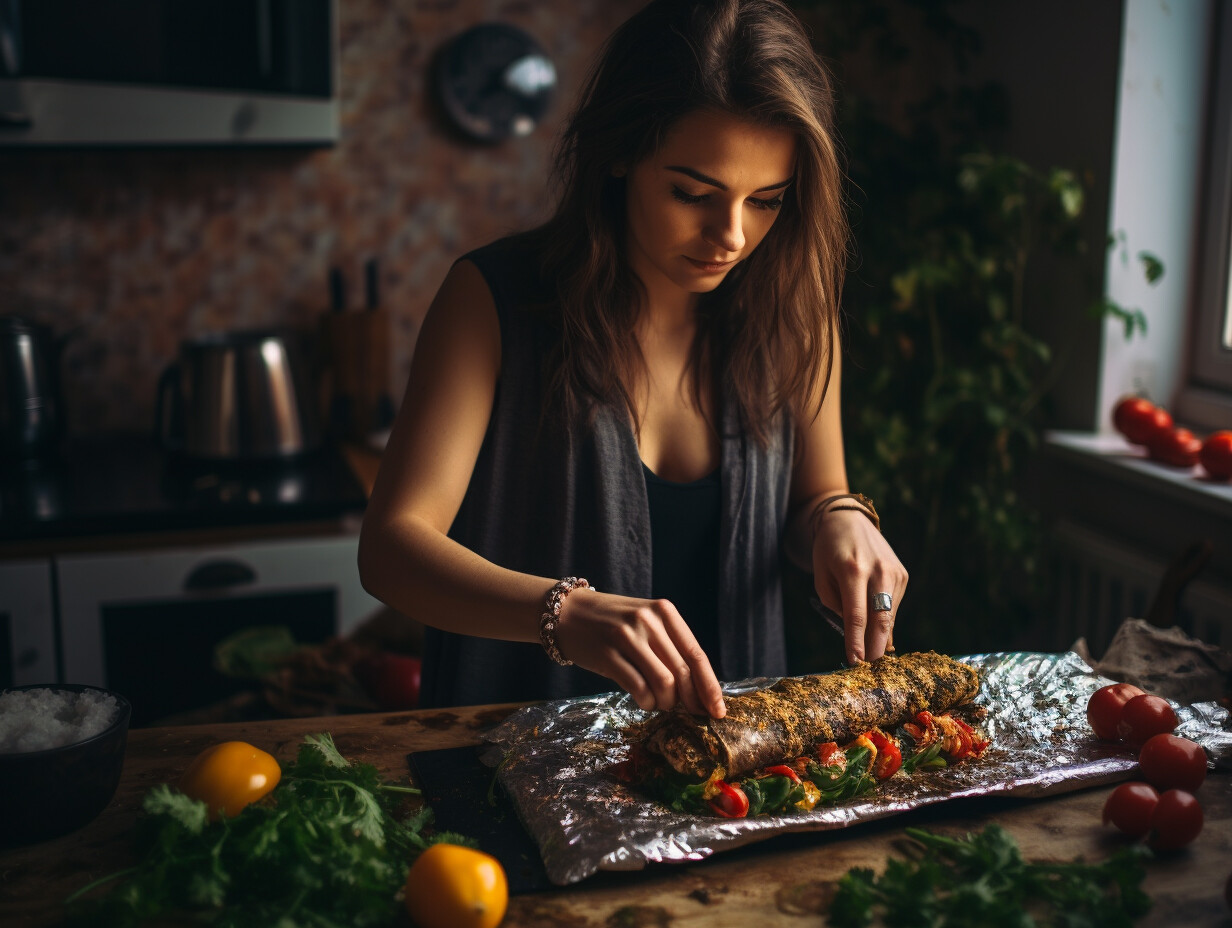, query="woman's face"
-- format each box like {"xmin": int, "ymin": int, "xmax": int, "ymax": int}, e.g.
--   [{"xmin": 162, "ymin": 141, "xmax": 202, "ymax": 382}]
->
[{"xmin": 623, "ymin": 108, "xmax": 797, "ymax": 306}]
